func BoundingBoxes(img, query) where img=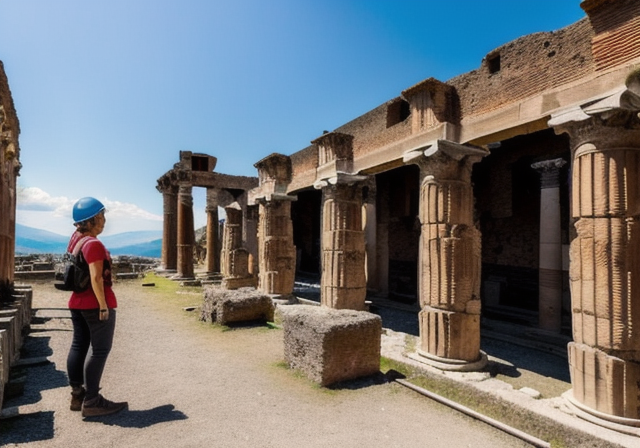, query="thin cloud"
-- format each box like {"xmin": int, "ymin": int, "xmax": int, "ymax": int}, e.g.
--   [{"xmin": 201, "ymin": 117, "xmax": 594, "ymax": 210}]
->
[
  {"xmin": 17, "ymin": 186, "xmax": 162, "ymax": 227},
  {"xmin": 17, "ymin": 186, "xmax": 72, "ymax": 212}
]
